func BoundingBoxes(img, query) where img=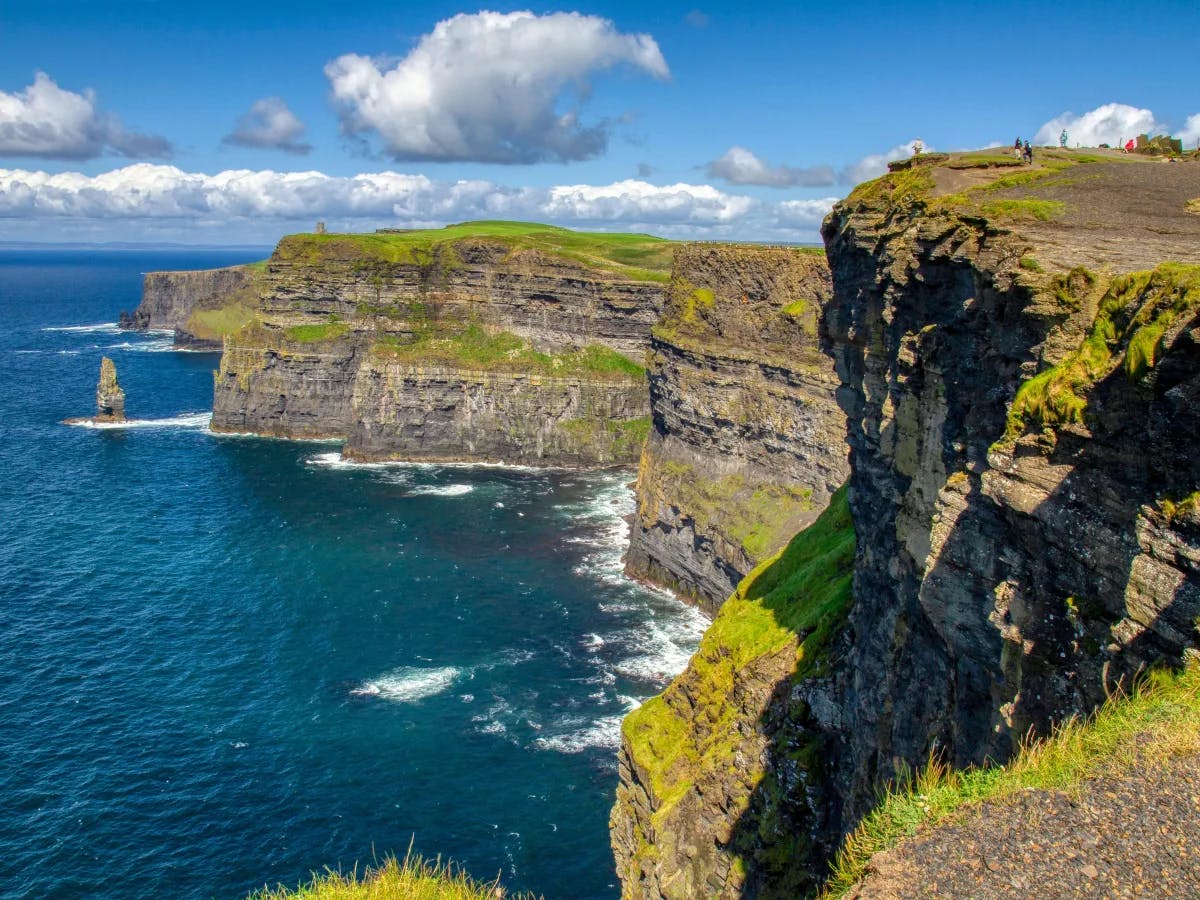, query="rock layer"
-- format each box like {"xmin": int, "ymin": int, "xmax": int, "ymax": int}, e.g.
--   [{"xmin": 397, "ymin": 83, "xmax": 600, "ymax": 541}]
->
[
  {"xmin": 625, "ymin": 244, "xmax": 849, "ymax": 611},
  {"xmin": 613, "ymin": 153, "xmax": 1200, "ymax": 898},
  {"xmin": 121, "ymin": 264, "xmax": 262, "ymax": 348},
  {"xmin": 210, "ymin": 233, "xmax": 665, "ymax": 465}
]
